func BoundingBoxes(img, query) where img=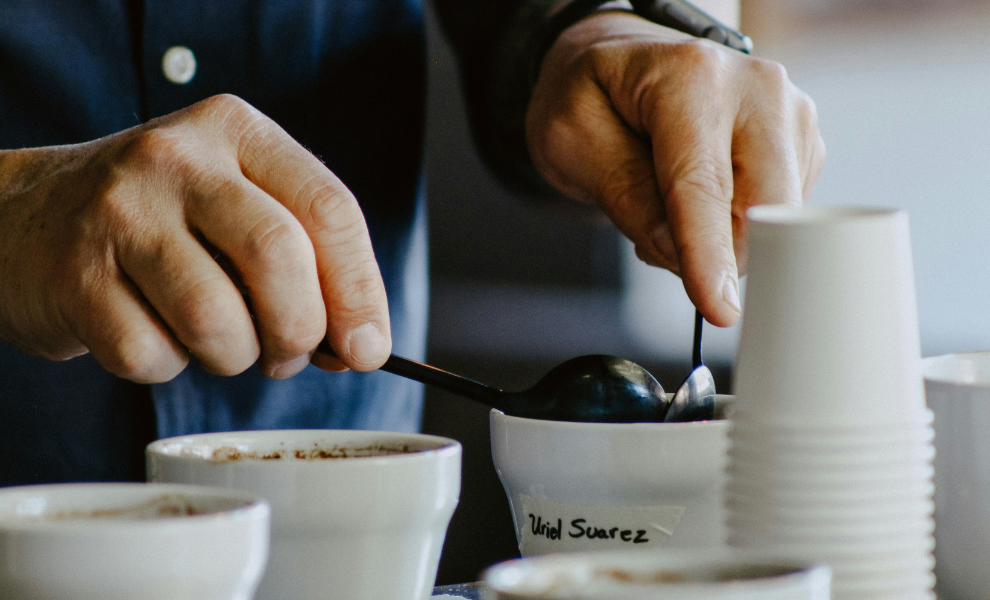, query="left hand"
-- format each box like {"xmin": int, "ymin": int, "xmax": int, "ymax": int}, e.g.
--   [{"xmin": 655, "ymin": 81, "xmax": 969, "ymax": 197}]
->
[{"xmin": 526, "ymin": 10, "xmax": 825, "ymax": 327}]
